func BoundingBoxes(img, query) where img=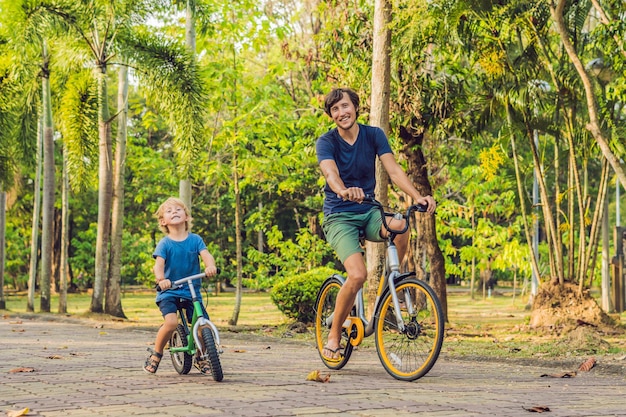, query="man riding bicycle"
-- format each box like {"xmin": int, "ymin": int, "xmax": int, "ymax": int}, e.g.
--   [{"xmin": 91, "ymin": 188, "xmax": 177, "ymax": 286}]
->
[{"xmin": 315, "ymin": 87, "xmax": 436, "ymax": 361}]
